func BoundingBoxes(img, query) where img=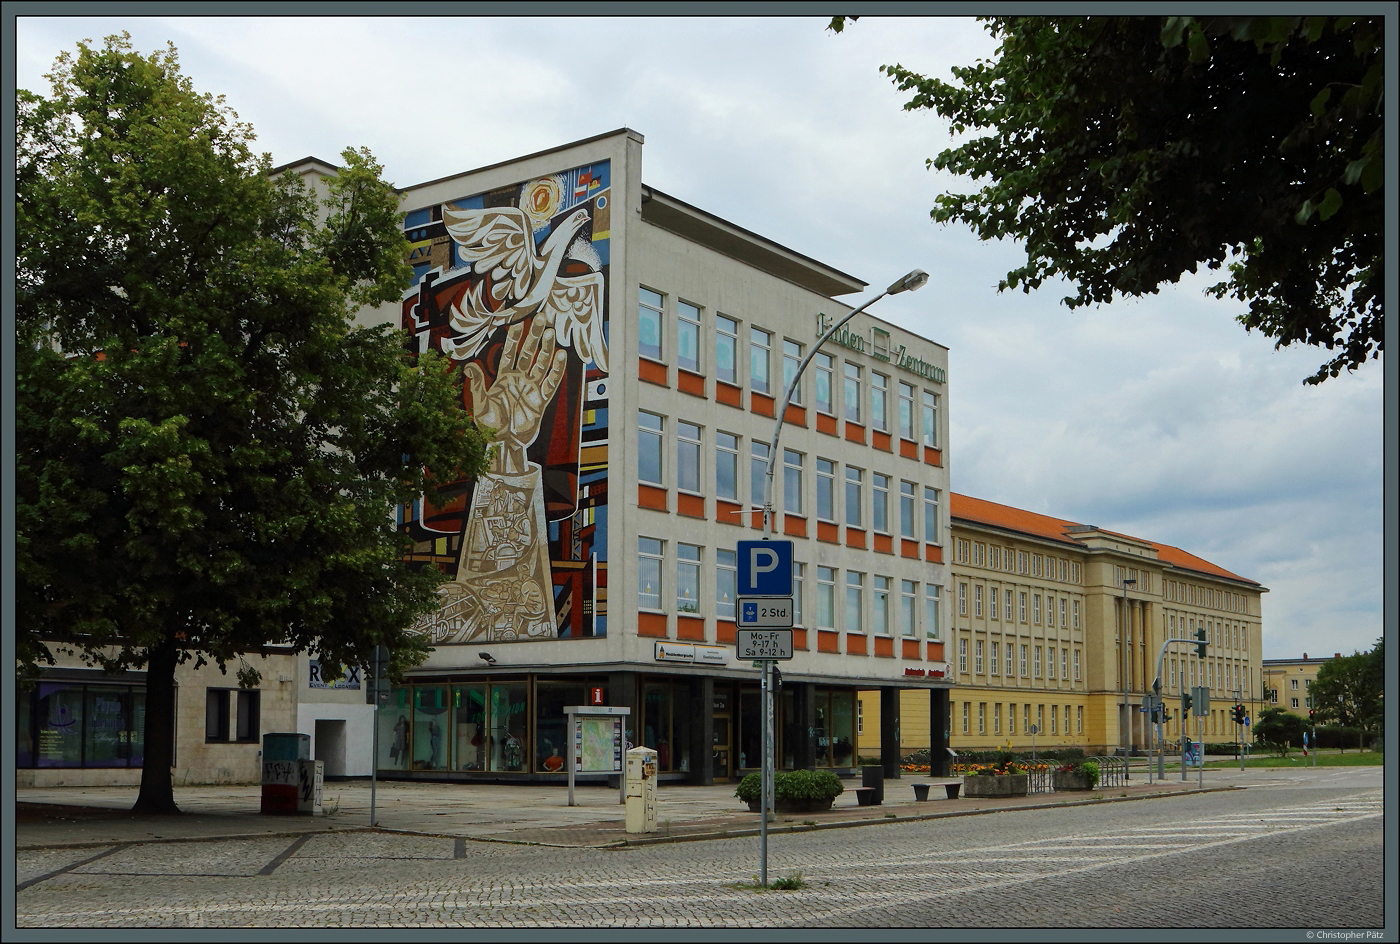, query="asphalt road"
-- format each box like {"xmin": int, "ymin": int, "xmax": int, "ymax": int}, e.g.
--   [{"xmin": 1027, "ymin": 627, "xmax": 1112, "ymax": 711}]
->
[{"xmin": 14, "ymin": 767, "xmax": 1385, "ymax": 931}]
